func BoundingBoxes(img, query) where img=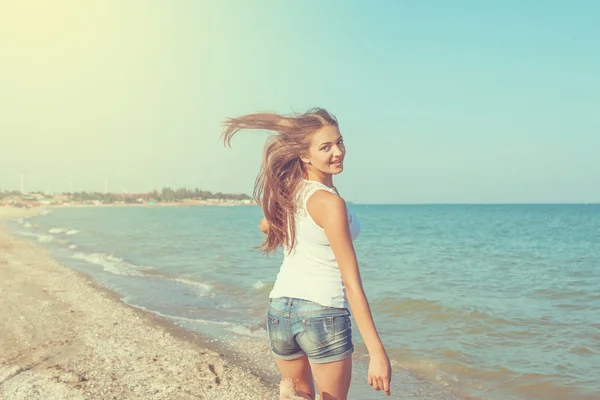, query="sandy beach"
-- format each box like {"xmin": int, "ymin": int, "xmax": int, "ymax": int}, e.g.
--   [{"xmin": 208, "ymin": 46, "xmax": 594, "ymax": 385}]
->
[{"xmin": 0, "ymin": 207, "xmax": 278, "ymax": 400}]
